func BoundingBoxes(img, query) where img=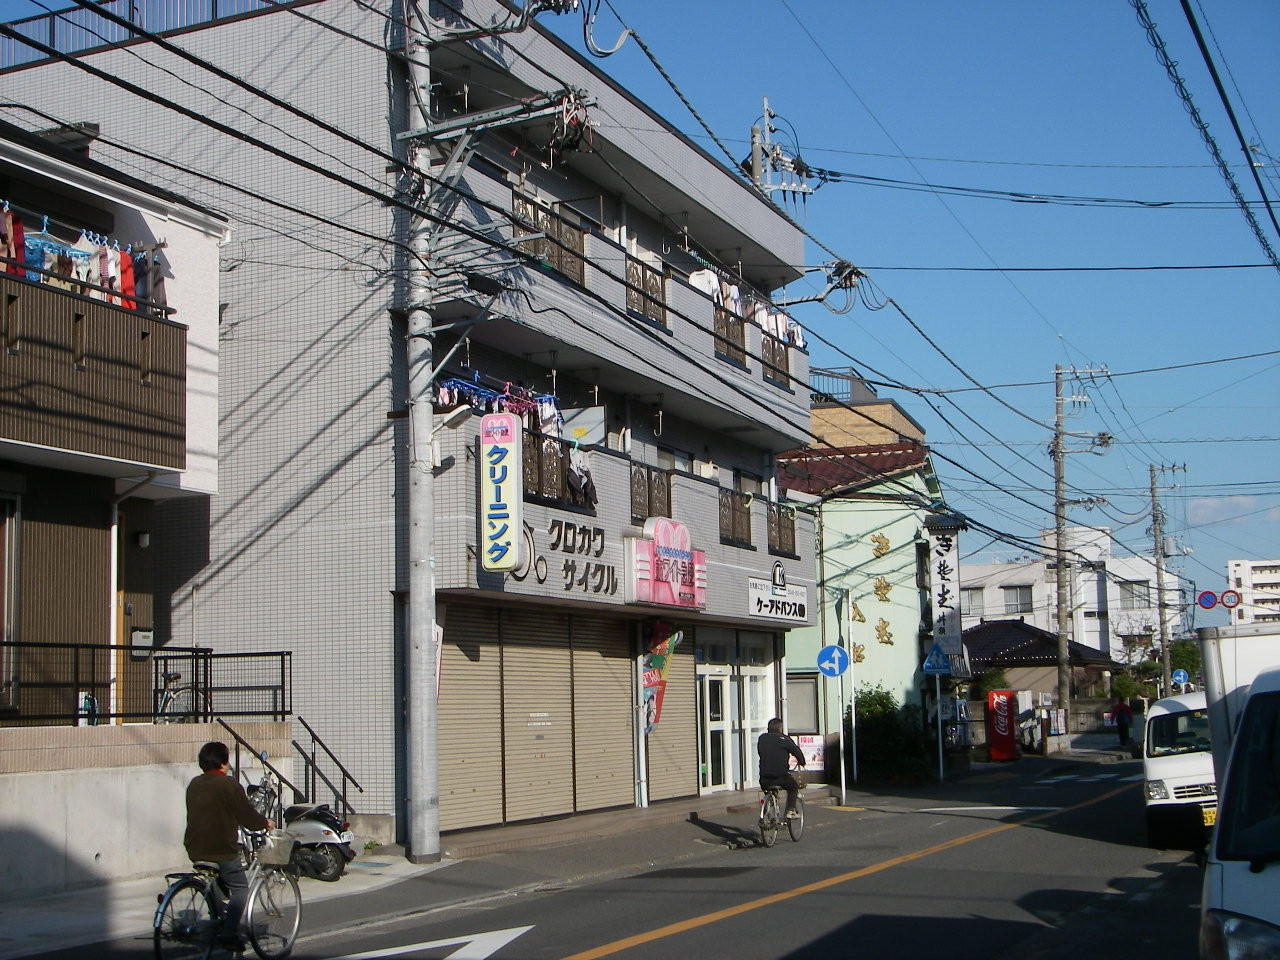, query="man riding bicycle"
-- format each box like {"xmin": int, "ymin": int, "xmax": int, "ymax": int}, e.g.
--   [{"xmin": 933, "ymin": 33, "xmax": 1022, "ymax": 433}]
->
[
  {"xmin": 757, "ymin": 717, "xmax": 805, "ymax": 818},
  {"xmin": 184, "ymin": 741, "xmax": 274, "ymax": 952}
]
